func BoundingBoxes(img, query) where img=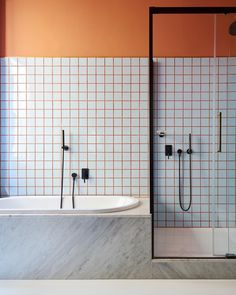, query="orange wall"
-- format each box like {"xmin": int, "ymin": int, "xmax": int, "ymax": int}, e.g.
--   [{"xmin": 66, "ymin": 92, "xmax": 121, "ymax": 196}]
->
[{"xmin": 1, "ymin": 0, "xmax": 236, "ymax": 57}]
